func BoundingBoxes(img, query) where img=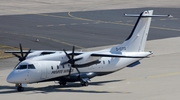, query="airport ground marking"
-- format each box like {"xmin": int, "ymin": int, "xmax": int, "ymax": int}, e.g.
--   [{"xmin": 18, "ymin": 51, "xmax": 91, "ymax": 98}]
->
[
  {"xmin": 2, "ymin": 31, "xmax": 84, "ymax": 49},
  {"xmin": 37, "ymin": 22, "xmax": 102, "ymax": 27},
  {"xmin": 47, "ymin": 24, "xmax": 54, "ymax": 26},
  {"xmin": 170, "ymin": 18, "xmax": 179, "ymax": 20},
  {"xmin": 127, "ymin": 71, "xmax": 180, "ymax": 81},
  {"xmin": 37, "ymin": 25, "xmax": 43, "ymax": 27},
  {"xmin": 148, "ymin": 72, "xmax": 180, "ymax": 78},
  {"xmin": 160, "ymin": 18, "xmax": 166, "ymax": 20},
  {"xmin": 37, "ymin": 14, "xmax": 72, "ymax": 19},
  {"xmin": 70, "ymin": 23, "xmax": 77, "ymax": 25},
  {"xmin": 59, "ymin": 24, "xmax": 66, "ymax": 26},
  {"xmin": 82, "ymin": 23, "xmax": 89, "ymax": 25},
  {"xmin": 37, "ymin": 12, "xmax": 180, "ymax": 32},
  {"xmin": 67, "ymin": 11, "xmax": 180, "ymax": 32}
]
